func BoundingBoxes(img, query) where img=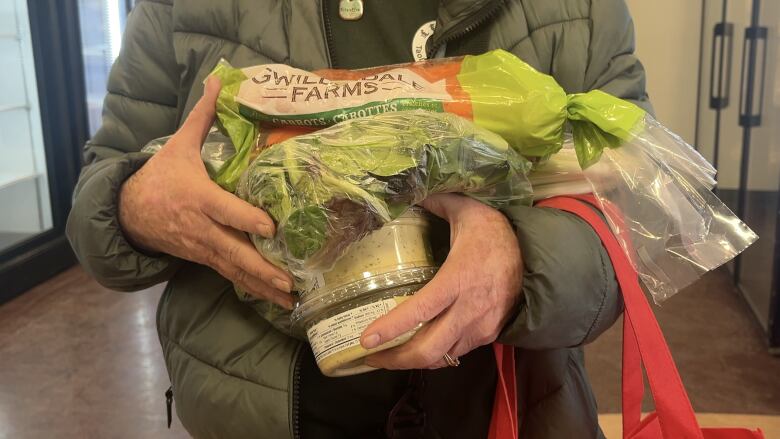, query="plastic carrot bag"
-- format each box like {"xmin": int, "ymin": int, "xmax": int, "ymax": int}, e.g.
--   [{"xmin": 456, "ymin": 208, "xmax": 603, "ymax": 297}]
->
[{"xmin": 210, "ymin": 49, "xmax": 567, "ymax": 191}]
